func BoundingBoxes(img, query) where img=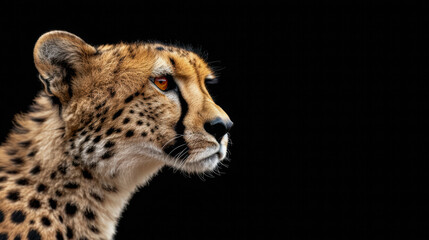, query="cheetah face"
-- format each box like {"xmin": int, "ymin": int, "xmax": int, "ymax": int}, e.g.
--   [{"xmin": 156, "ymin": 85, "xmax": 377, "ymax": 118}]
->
[{"xmin": 33, "ymin": 31, "xmax": 232, "ymax": 174}]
